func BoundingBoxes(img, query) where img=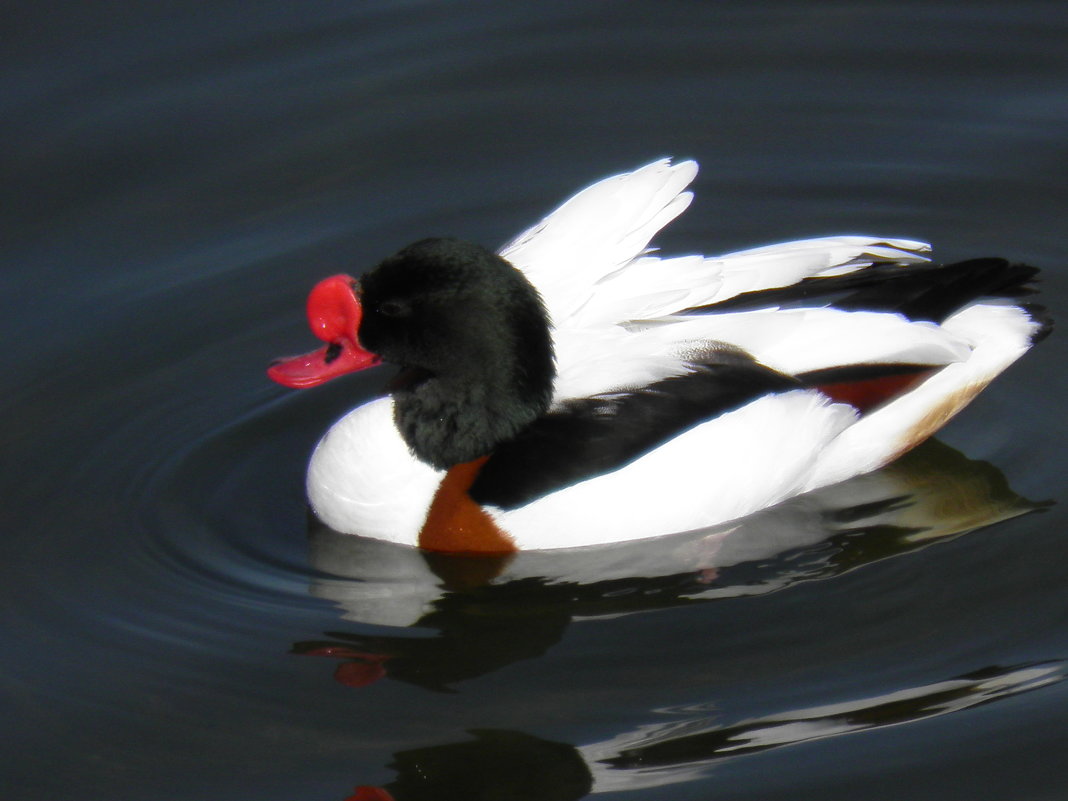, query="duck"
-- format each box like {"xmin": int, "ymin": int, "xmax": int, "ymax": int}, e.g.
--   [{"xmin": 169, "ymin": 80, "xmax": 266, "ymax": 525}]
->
[{"xmin": 268, "ymin": 158, "xmax": 1049, "ymax": 554}]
